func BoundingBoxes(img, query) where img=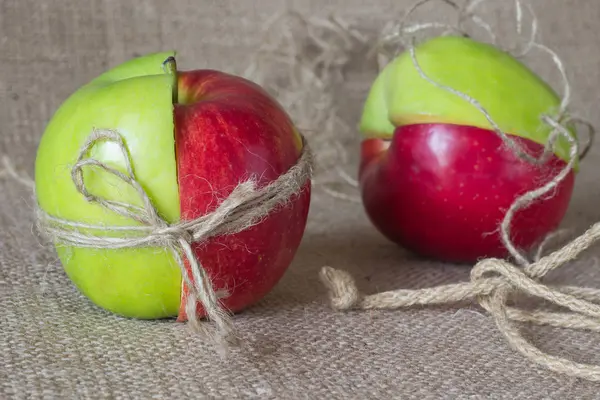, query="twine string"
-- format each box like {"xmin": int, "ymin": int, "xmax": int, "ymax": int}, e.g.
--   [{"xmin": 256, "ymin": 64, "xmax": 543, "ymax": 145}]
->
[
  {"xmin": 320, "ymin": 240, "xmax": 600, "ymax": 381},
  {"xmin": 320, "ymin": 0, "xmax": 600, "ymax": 382},
  {"xmin": 36, "ymin": 128, "xmax": 314, "ymax": 355}
]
